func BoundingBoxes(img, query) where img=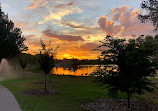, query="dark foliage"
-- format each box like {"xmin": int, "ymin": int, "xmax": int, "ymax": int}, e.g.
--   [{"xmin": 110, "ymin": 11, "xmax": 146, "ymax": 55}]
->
[
  {"xmin": 0, "ymin": 5, "xmax": 28, "ymax": 62},
  {"xmin": 93, "ymin": 35, "xmax": 158, "ymax": 108},
  {"xmin": 38, "ymin": 53, "xmax": 55, "ymax": 74},
  {"xmin": 138, "ymin": 0, "xmax": 158, "ymax": 31}
]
